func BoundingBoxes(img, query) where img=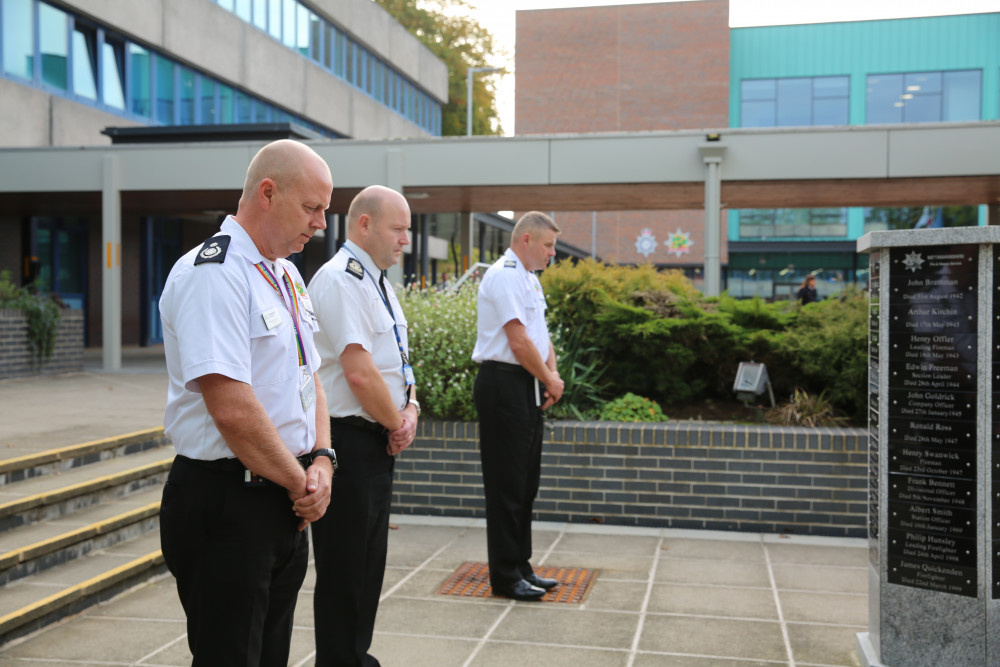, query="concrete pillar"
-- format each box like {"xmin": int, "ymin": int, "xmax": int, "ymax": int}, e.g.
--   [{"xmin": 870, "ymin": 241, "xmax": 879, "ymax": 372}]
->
[
  {"xmin": 699, "ymin": 143, "xmax": 726, "ymax": 298},
  {"xmin": 101, "ymin": 154, "xmax": 121, "ymax": 371},
  {"xmin": 385, "ymin": 148, "xmax": 404, "ymax": 285}
]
